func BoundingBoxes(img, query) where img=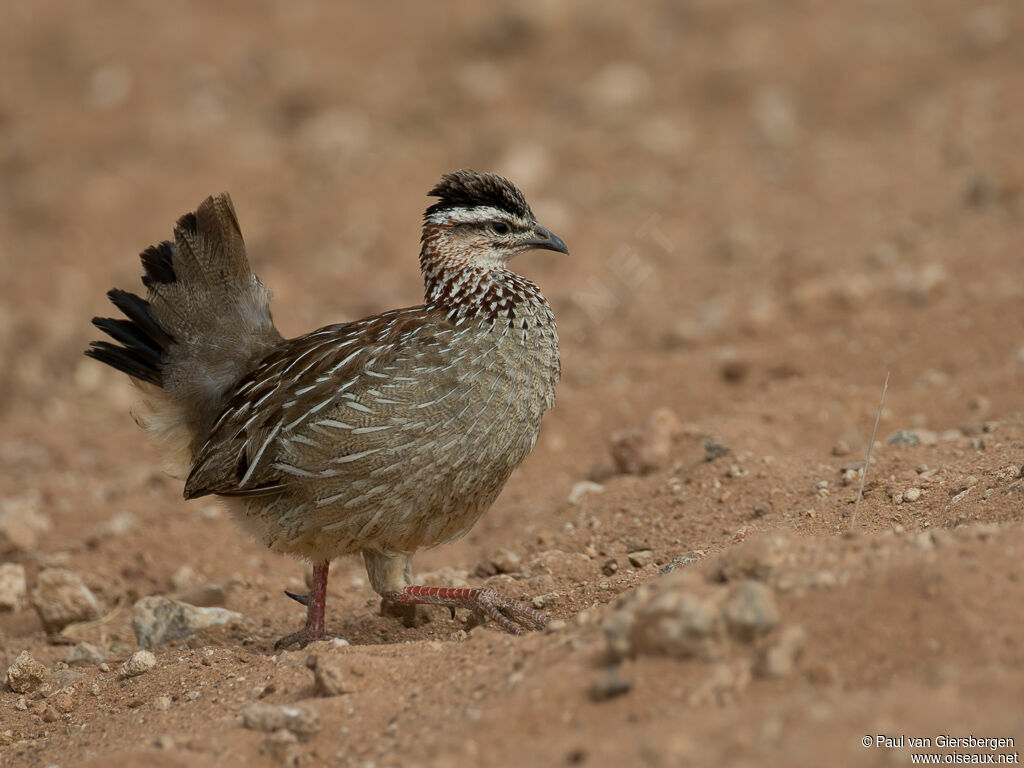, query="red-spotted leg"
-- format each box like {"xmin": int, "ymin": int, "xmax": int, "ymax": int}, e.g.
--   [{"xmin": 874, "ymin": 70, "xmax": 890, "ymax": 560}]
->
[
  {"xmin": 275, "ymin": 560, "xmax": 330, "ymax": 650},
  {"xmin": 381, "ymin": 585, "xmax": 550, "ymax": 635}
]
